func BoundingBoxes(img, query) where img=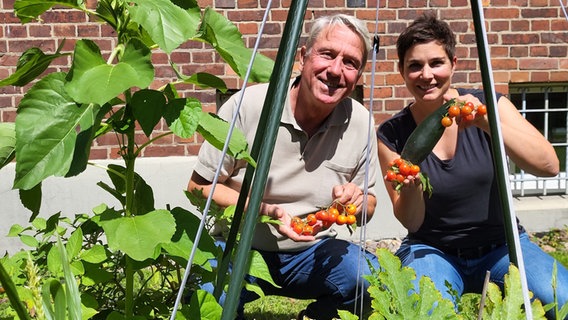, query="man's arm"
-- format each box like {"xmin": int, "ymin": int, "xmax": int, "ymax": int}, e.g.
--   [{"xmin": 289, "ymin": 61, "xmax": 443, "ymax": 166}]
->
[{"xmin": 187, "ymin": 171, "xmax": 318, "ymax": 241}]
